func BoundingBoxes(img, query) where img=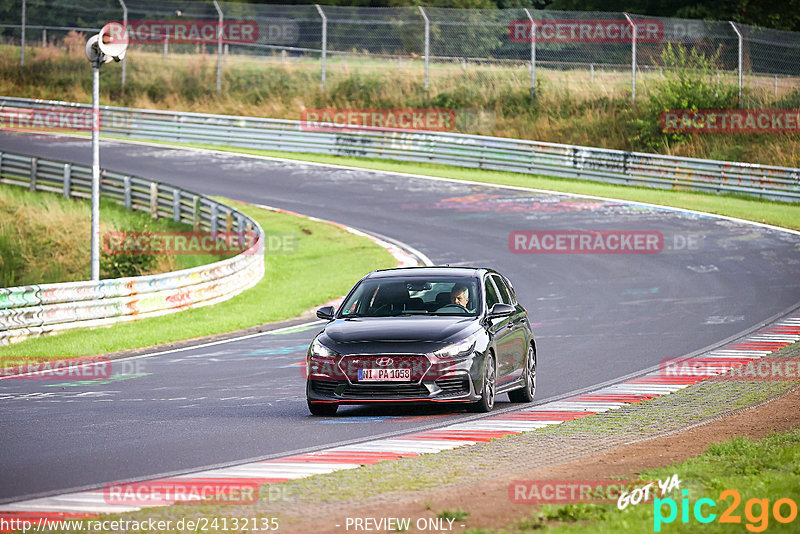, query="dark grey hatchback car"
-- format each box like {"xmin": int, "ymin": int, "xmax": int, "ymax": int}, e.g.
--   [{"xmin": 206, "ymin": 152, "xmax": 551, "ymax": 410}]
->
[{"xmin": 306, "ymin": 267, "xmax": 536, "ymax": 415}]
